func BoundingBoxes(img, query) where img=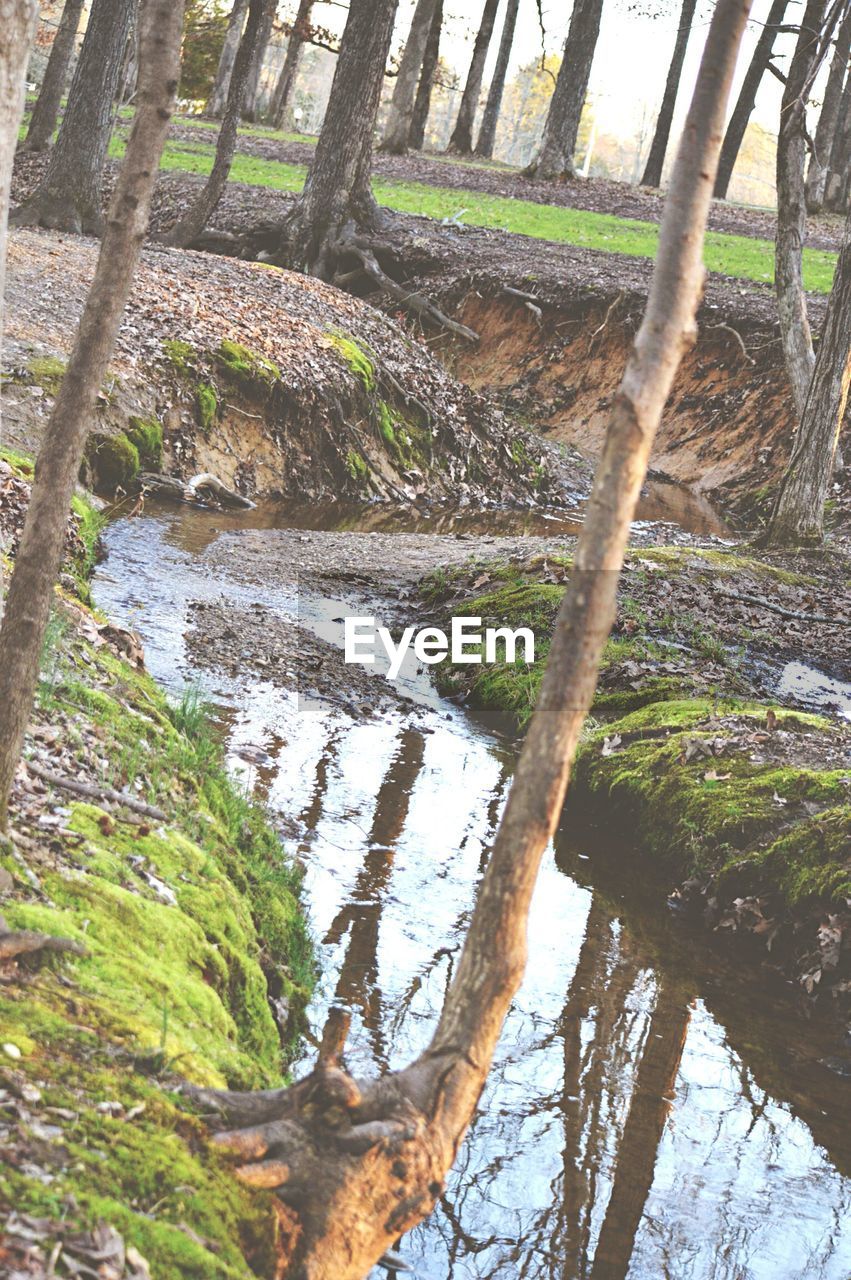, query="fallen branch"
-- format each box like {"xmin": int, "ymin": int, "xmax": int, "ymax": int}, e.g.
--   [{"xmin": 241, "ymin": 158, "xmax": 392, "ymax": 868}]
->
[
  {"xmin": 25, "ymin": 762, "xmax": 168, "ymax": 819},
  {"xmin": 714, "ymin": 588, "xmax": 849, "ymax": 625}
]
